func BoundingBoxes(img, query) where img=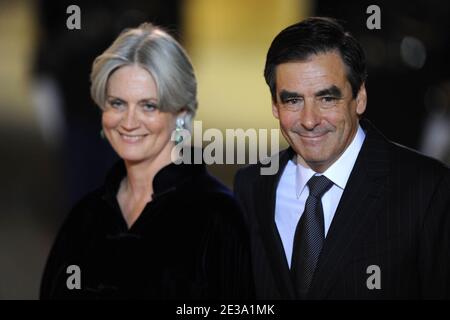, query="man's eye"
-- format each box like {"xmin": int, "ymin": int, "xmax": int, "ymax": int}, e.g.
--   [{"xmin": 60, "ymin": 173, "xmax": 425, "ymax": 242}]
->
[
  {"xmin": 321, "ymin": 96, "xmax": 337, "ymax": 103},
  {"xmin": 286, "ymin": 98, "xmax": 301, "ymax": 104}
]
